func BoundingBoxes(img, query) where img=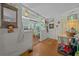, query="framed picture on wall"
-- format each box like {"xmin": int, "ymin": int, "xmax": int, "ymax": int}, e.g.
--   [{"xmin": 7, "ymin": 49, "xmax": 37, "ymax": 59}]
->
[
  {"xmin": 49, "ymin": 23, "xmax": 54, "ymax": 29},
  {"xmin": 1, "ymin": 3, "xmax": 18, "ymax": 28}
]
